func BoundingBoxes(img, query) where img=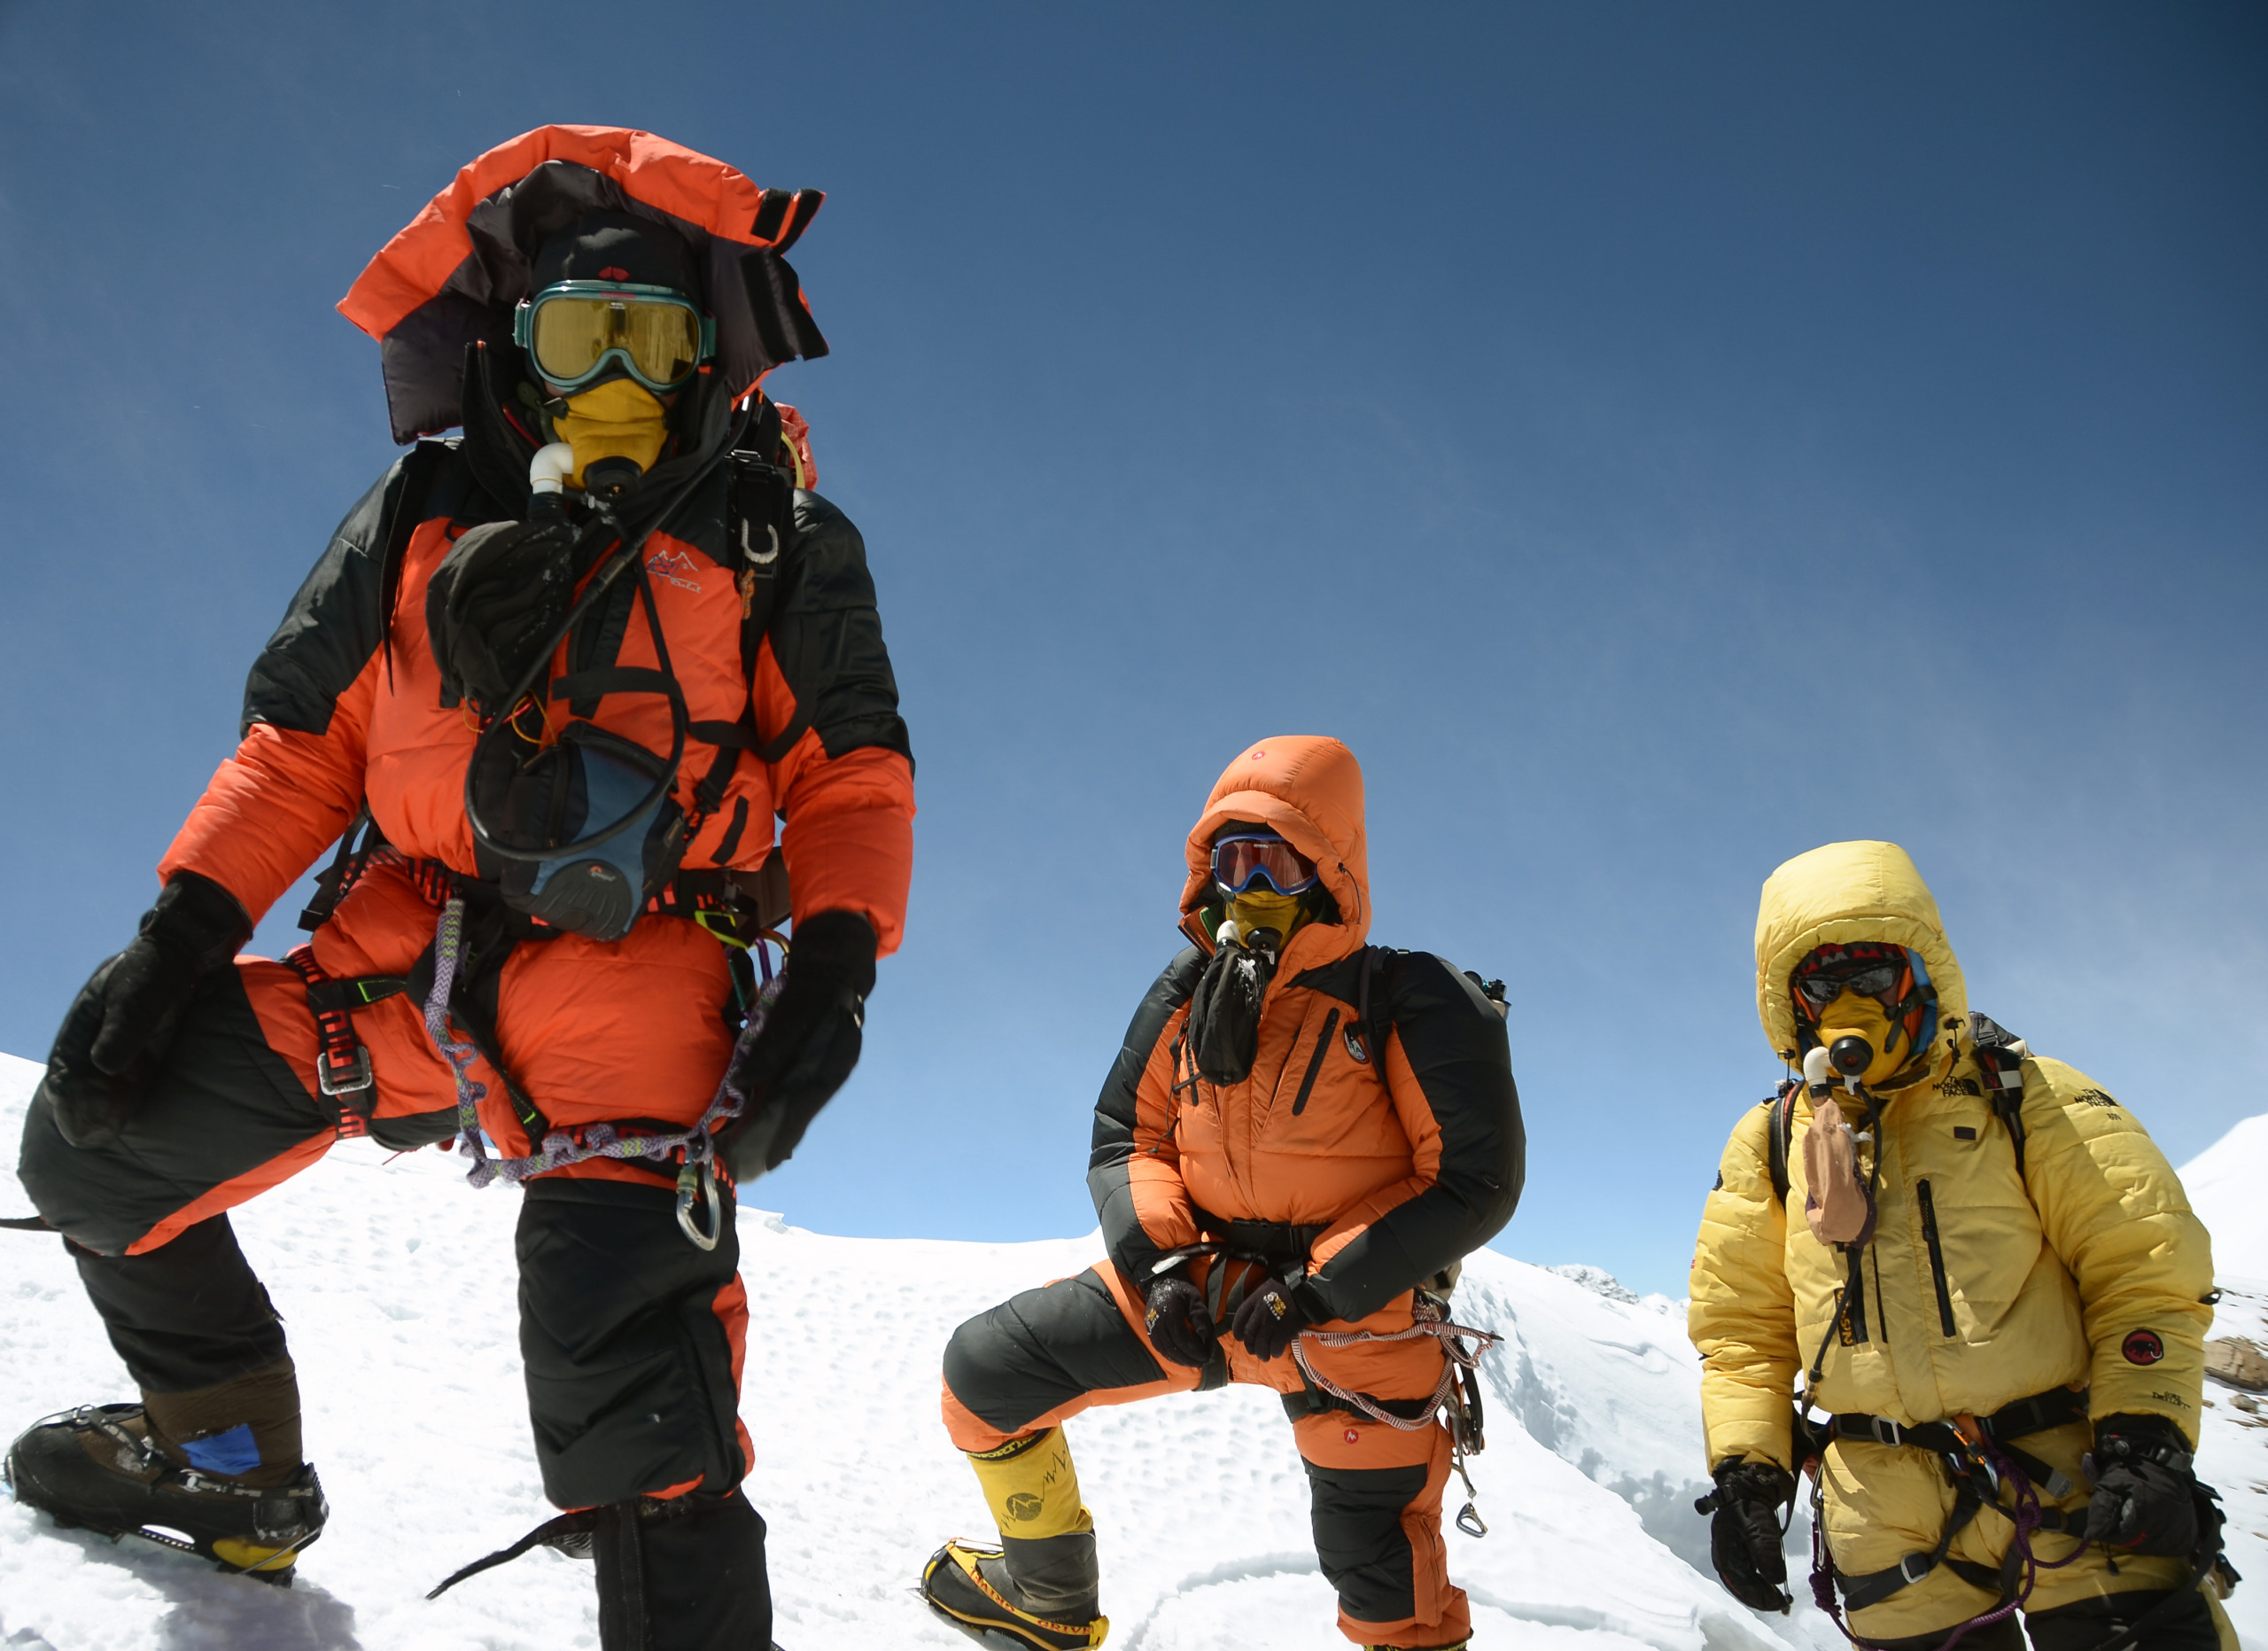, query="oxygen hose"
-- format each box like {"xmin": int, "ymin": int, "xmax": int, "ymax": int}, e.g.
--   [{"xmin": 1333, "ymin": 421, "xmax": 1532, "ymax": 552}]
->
[{"xmin": 459, "ymin": 402, "xmax": 751, "ymax": 866}]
